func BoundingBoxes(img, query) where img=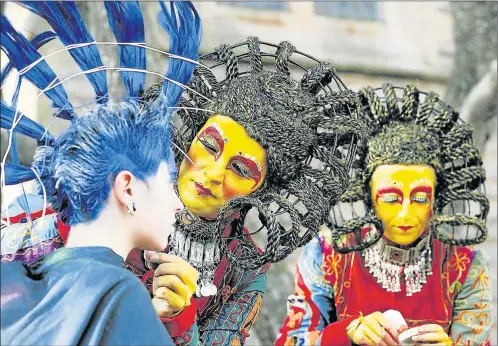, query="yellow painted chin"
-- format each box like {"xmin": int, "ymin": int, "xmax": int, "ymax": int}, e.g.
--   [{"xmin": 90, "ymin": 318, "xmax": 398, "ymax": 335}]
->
[{"xmin": 178, "ymin": 179, "xmax": 222, "ymax": 220}]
